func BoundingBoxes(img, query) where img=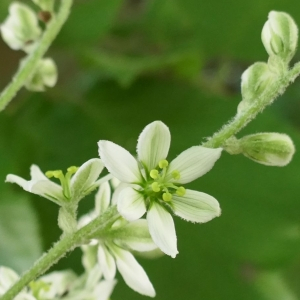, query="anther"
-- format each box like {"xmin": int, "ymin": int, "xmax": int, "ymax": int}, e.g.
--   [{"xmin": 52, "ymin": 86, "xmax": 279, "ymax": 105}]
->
[
  {"xmin": 163, "ymin": 192, "xmax": 172, "ymax": 202},
  {"xmin": 150, "ymin": 169, "xmax": 159, "ymax": 179},
  {"xmin": 159, "ymin": 159, "xmax": 169, "ymax": 169},
  {"xmin": 67, "ymin": 166, "xmax": 78, "ymax": 174},
  {"xmin": 151, "ymin": 182, "xmax": 161, "ymax": 192},
  {"xmin": 171, "ymin": 170, "xmax": 181, "ymax": 180},
  {"xmin": 176, "ymin": 186, "xmax": 186, "ymax": 197}
]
